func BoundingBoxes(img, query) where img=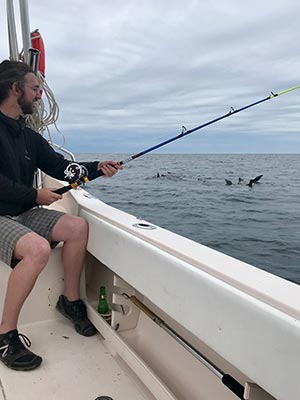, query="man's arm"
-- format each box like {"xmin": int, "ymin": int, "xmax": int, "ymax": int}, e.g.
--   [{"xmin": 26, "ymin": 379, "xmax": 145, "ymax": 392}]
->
[{"xmin": 0, "ymin": 173, "xmax": 37, "ymax": 205}]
